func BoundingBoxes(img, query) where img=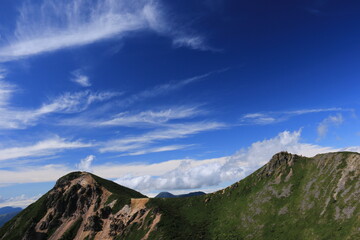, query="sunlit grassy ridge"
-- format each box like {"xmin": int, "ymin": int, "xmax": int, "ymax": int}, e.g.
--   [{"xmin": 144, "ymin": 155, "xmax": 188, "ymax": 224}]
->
[{"xmin": 146, "ymin": 152, "xmax": 360, "ymax": 239}]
